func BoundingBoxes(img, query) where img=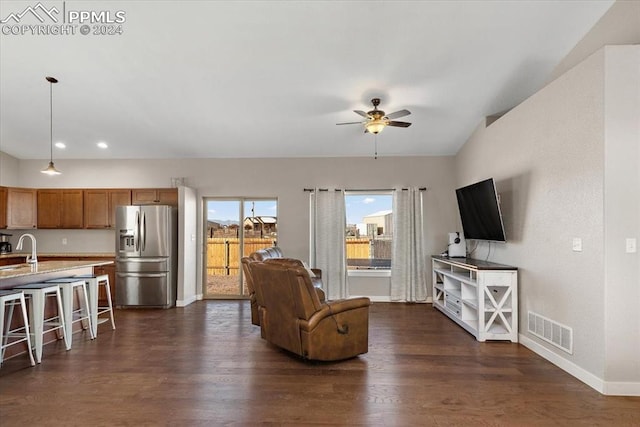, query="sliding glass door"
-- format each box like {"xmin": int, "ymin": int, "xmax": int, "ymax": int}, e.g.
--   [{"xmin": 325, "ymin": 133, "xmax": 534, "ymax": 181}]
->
[{"xmin": 204, "ymin": 198, "xmax": 277, "ymax": 298}]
